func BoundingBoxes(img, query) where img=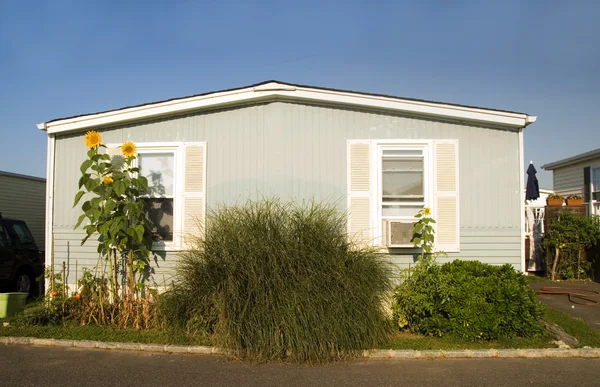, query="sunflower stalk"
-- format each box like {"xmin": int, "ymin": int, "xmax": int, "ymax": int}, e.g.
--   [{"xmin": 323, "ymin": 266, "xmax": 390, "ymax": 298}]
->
[
  {"xmin": 72, "ymin": 131, "xmax": 155, "ymax": 328},
  {"xmin": 412, "ymin": 207, "xmax": 436, "ymax": 260}
]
